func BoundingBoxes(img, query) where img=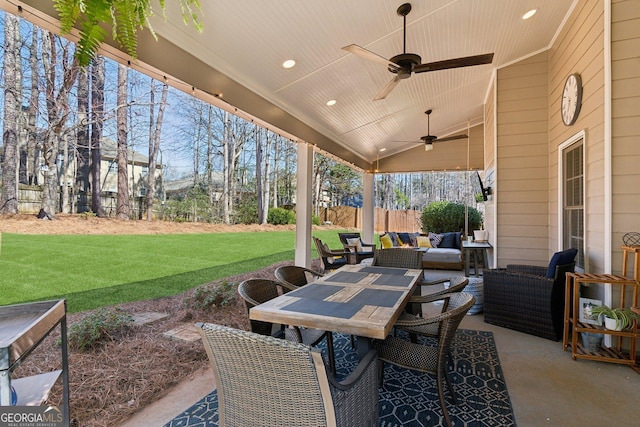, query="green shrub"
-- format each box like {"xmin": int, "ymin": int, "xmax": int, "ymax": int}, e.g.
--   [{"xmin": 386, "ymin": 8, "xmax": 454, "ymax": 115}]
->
[
  {"xmin": 67, "ymin": 308, "xmax": 134, "ymax": 351},
  {"xmin": 80, "ymin": 211, "xmax": 96, "ymax": 219},
  {"xmin": 312, "ymin": 214, "xmax": 321, "ymax": 226},
  {"xmin": 267, "ymin": 207, "xmax": 296, "ymax": 225},
  {"xmin": 185, "ymin": 281, "xmax": 237, "ymax": 310},
  {"xmin": 420, "ymin": 201, "xmax": 483, "ymax": 233}
]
